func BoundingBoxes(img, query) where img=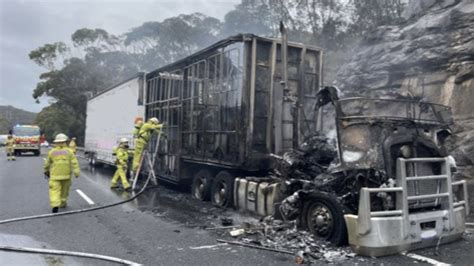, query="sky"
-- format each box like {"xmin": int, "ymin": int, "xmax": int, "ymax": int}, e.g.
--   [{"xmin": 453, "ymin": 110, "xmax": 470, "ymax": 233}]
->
[{"xmin": 0, "ymin": 0, "xmax": 239, "ymax": 113}]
